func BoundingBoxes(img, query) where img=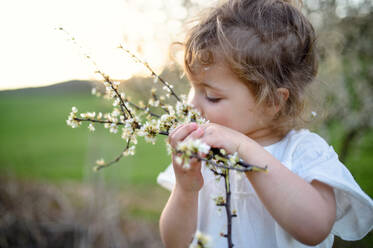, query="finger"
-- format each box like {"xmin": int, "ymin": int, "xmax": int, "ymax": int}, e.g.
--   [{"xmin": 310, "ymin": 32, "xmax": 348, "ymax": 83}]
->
[
  {"xmin": 185, "ymin": 127, "xmax": 204, "ymax": 141},
  {"xmin": 171, "ymin": 154, "xmax": 183, "ymax": 172},
  {"xmin": 168, "ymin": 124, "xmax": 185, "ymax": 145},
  {"xmin": 169, "ymin": 123, "xmax": 198, "ymax": 148},
  {"xmin": 188, "ymin": 157, "xmax": 202, "ymax": 171},
  {"xmin": 169, "ymin": 123, "xmax": 185, "ymax": 136}
]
